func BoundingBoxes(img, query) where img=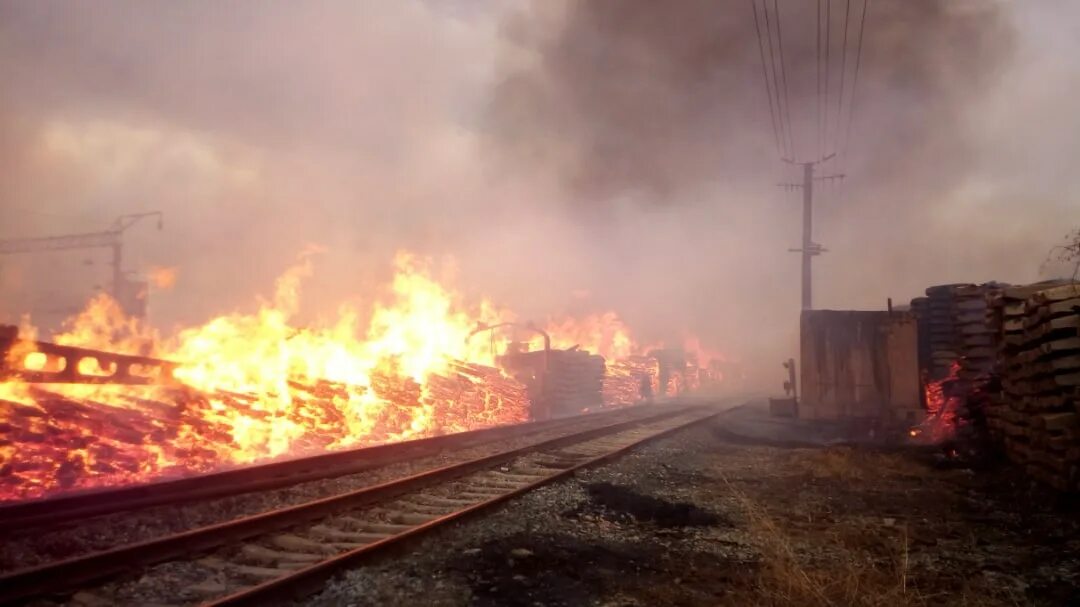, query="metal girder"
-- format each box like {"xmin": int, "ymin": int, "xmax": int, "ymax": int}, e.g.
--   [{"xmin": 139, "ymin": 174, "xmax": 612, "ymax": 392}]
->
[{"xmin": 0, "ymin": 328, "xmax": 178, "ymax": 385}]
